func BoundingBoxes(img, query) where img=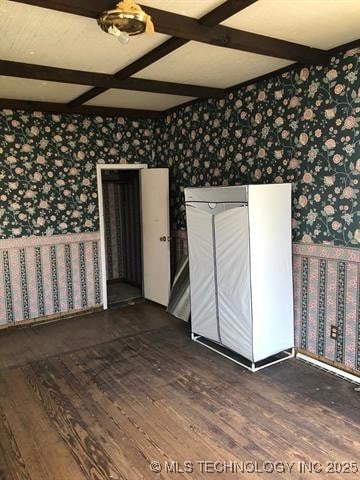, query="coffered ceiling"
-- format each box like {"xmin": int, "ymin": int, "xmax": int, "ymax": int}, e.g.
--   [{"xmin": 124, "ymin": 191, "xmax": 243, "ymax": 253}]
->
[{"xmin": 0, "ymin": 0, "xmax": 359, "ymax": 117}]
